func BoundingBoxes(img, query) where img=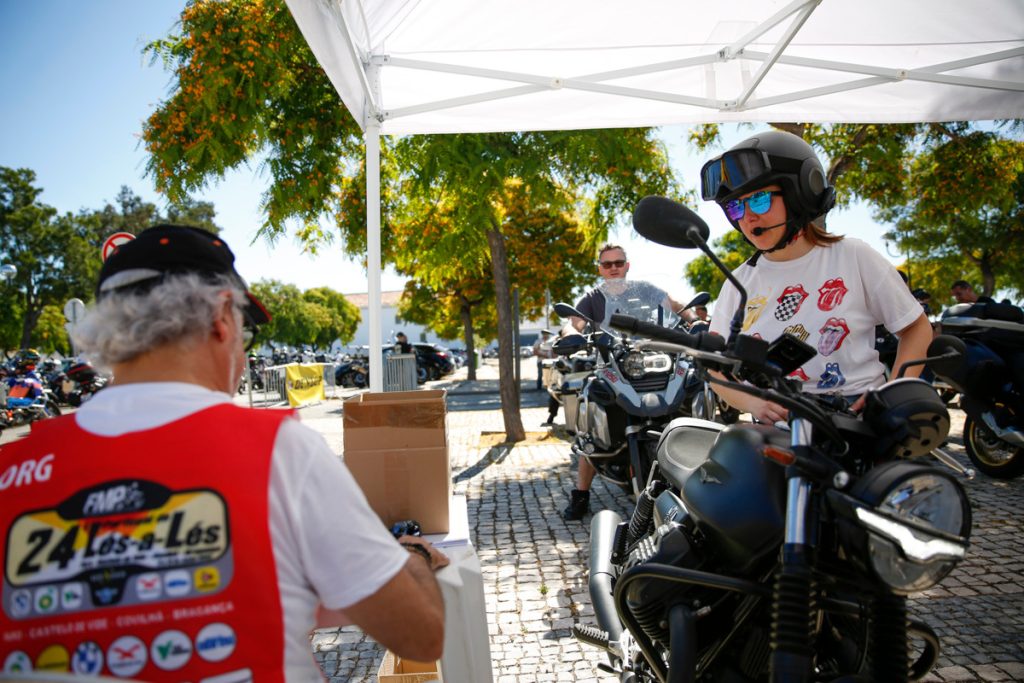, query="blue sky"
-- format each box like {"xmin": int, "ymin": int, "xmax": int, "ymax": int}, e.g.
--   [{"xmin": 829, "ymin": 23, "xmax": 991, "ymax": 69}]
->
[{"xmin": 0, "ymin": 1, "xmax": 899, "ymax": 304}]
